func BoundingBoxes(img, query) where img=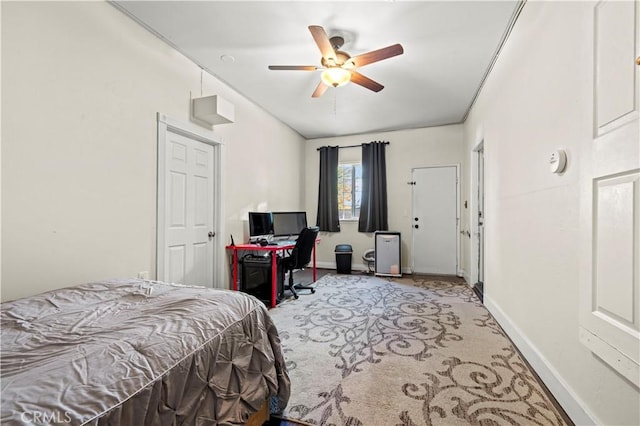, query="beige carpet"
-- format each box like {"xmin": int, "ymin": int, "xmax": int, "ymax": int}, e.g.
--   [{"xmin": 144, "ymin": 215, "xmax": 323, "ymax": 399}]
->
[{"xmin": 268, "ymin": 273, "xmax": 569, "ymax": 426}]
